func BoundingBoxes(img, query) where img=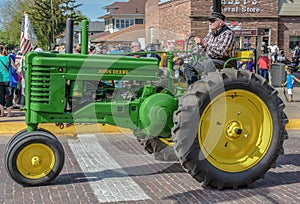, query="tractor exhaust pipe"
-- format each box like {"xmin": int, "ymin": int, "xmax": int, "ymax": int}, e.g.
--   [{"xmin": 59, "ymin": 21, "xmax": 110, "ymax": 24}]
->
[
  {"xmin": 81, "ymin": 20, "xmax": 89, "ymax": 54},
  {"xmin": 65, "ymin": 18, "xmax": 74, "ymax": 54},
  {"xmin": 213, "ymin": 0, "xmax": 222, "ymax": 13}
]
